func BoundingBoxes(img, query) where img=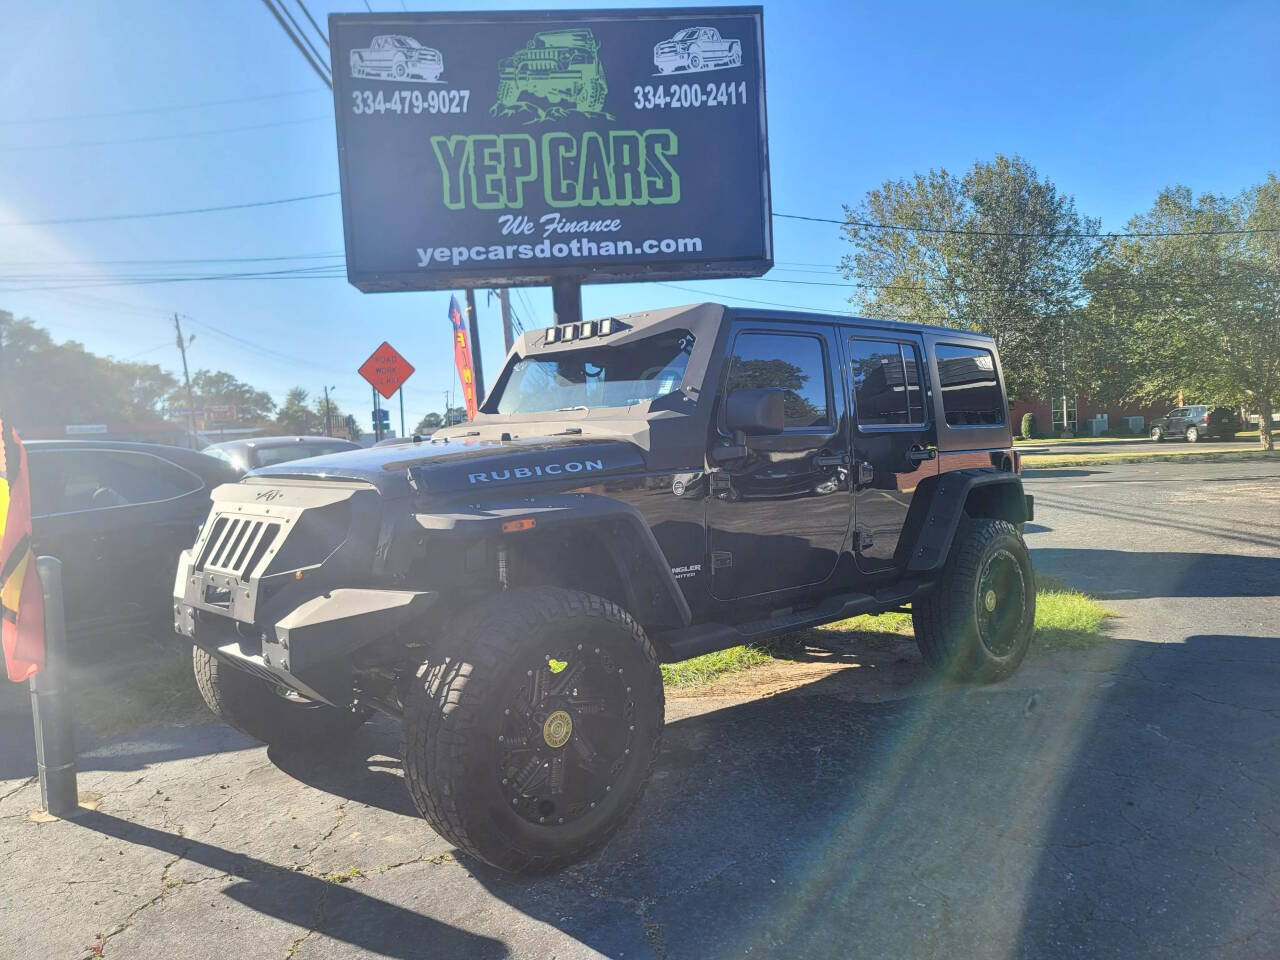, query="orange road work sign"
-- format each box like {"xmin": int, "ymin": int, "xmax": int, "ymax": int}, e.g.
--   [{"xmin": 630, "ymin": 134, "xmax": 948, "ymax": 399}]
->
[
  {"xmin": 0, "ymin": 418, "xmax": 44, "ymax": 682},
  {"xmin": 358, "ymin": 341, "xmax": 416, "ymax": 400}
]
